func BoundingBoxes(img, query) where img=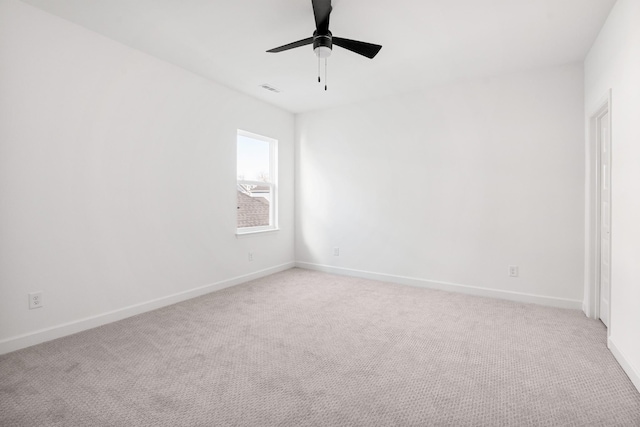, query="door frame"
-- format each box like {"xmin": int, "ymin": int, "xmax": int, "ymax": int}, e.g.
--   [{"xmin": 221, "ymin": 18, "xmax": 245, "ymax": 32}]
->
[{"xmin": 584, "ymin": 89, "xmax": 612, "ymax": 339}]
